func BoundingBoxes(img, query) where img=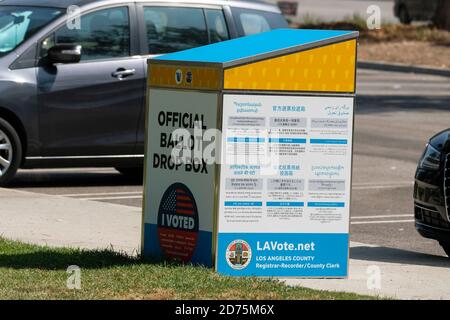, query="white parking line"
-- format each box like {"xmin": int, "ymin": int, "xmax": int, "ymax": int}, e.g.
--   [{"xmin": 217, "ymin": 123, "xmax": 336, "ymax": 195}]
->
[
  {"xmin": 351, "ymin": 219, "xmax": 414, "ymax": 225},
  {"xmin": 63, "ymin": 191, "xmax": 142, "ymax": 197},
  {"xmin": 353, "ymin": 183, "xmax": 414, "ymax": 190},
  {"xmin": 353, "ymin": 181, "xmax": 413, "ymax": 186},
  {"xmin": 351, "ymin": 214, "xmax": 412, "ymax": 220},
  {"xmin": 22, "ymin": 168, "xmax": 116, "ymax": 173},
  {"xmin": 353, "ymin": 185, "xmax": 413, "ymax": 190},
  {"xmin": 61, "ymin": 185, "xmax": 415, "ymax": 226},
  {"xmin": 61, "ymin": 181, "xmax": 412, "ymax": 198},
  {"xmin": 81, "ymin": 195, "xmax": 143, "ymax": 201}
]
